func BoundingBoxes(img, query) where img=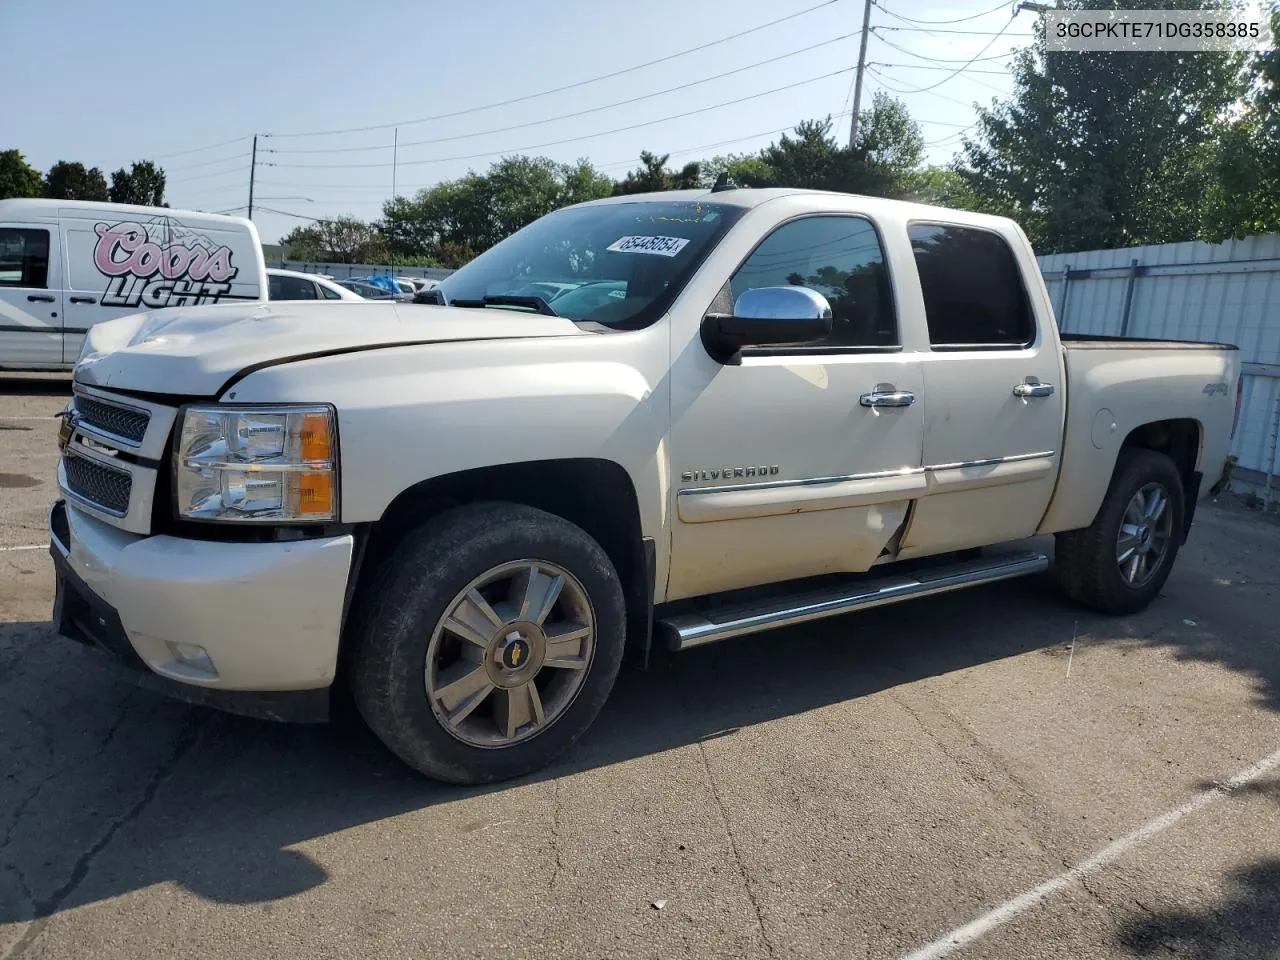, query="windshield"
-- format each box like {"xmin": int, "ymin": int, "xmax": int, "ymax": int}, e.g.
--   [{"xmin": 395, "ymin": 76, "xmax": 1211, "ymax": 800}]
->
[{"xmin": 435, "ymin": 199, "xmax": 745, "ymax": 329}]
